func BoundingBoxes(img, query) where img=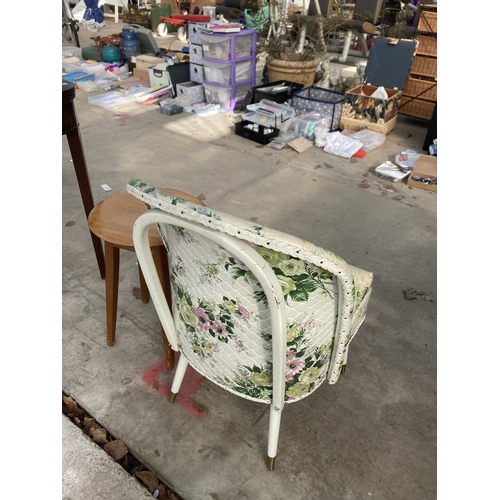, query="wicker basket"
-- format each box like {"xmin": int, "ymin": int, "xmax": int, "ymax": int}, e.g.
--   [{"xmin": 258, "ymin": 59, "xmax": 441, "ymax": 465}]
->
[
  {"xmin": 403, "ymin": 77, "xmax": 437, "ymax": 102},
  {"xmin": 416, "ymin": 35, "xmax": 437, "ymax": 57},
  {"xmin": 339, "ymin": 115, "xmax": 397, "ymax": 135},
  {"xmin": 411, "ymin": 55, "xmax": 437, "ymax": 78},
  {"xmin": 398, "ymin": 97, "xmax": 435, "ymax": 121},
  {"xmin": 418, "ymin": 11, "xmax": 437, "ymax": 33}
]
